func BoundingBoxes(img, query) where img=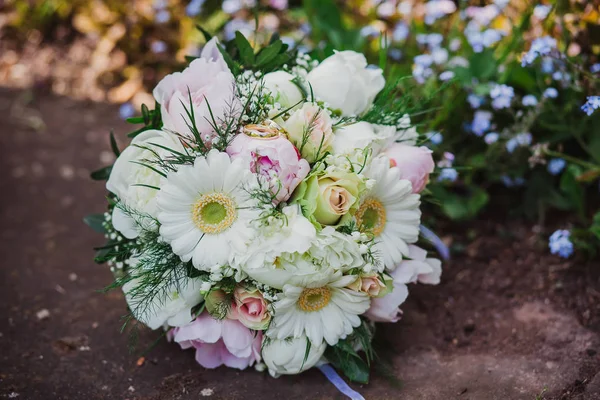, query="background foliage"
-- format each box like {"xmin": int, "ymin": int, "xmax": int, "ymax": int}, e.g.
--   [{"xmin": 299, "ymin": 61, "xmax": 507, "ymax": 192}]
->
[{"xmin": 2, "ymin": 0, "xmax": 600, "ymax": 257}]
